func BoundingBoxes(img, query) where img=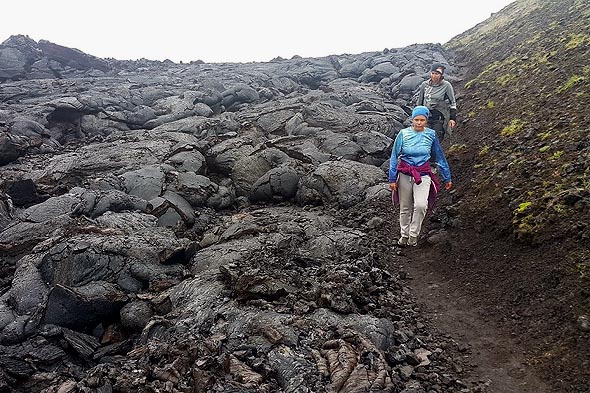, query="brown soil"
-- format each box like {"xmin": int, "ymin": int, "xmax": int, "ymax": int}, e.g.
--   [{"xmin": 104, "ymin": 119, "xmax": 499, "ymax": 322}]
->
[
  {"xmin": 377, "ymin": 180, "xmax": 588, "ymax": 392},
  {"xmin": 374, "ymin": 142, "xmax": 590, "ymax": 392},
  {"xmin": 401, "ymin": 252, "xmax": 551, "ymax": 393}
]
